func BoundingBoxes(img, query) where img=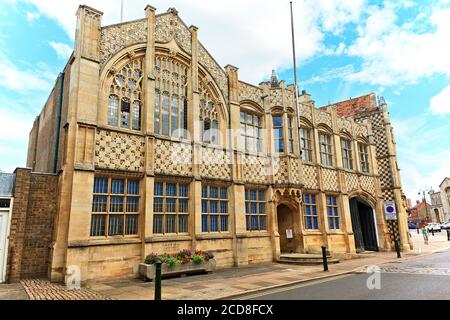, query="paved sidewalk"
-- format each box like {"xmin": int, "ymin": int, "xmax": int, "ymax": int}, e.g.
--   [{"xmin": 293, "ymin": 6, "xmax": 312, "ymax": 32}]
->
[
  {"xmin": 1, "ymin": 229, "xmax": 449, "ymax": 300},
  {"xmin": 88, "ymin": 230, "xmax": 450, "ymax": 300}
]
